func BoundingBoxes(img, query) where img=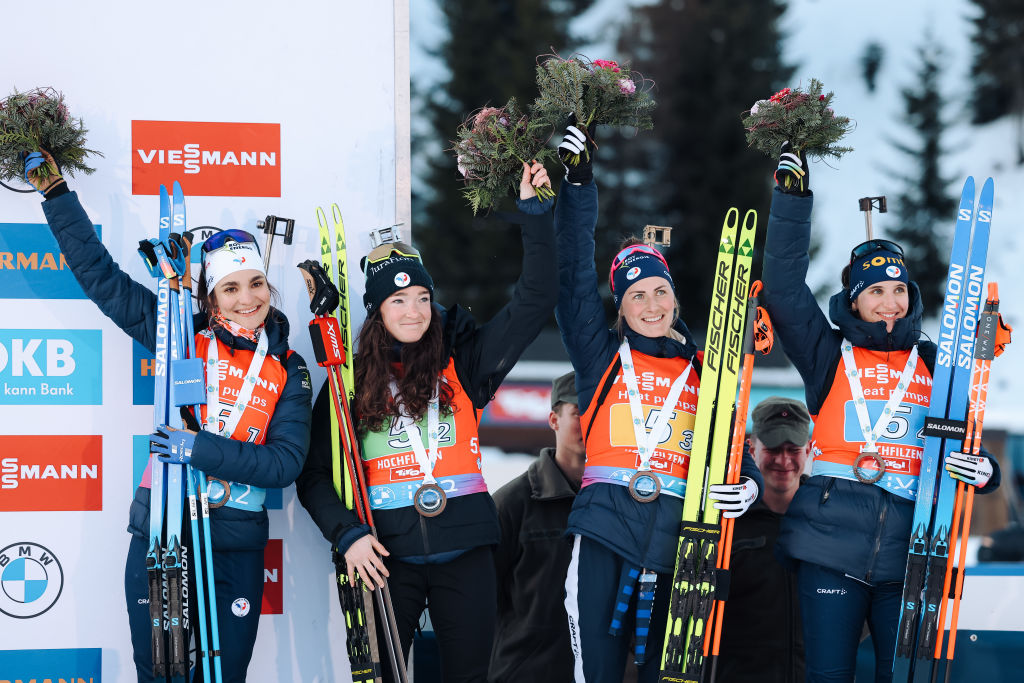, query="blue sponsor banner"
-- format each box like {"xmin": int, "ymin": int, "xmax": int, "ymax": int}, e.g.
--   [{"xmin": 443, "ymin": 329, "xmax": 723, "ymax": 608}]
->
[
  {"xmin": 0, "ymin": 329, "xmax": 102, "ymax": 405},
  {"xmin": 133, "ymin": 340, "xmax": 155, "ymax": 405},
  {"xmin": 132, "ymin": 434, "xmax": 281, "ymax": 509},
  {"xmin": 0, "ymin": 646, "xmax": 102, "ymax": 681},
  {"xmin": 0, "ymin": 221, "xmax": 101, "ymax": 299}
]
